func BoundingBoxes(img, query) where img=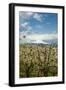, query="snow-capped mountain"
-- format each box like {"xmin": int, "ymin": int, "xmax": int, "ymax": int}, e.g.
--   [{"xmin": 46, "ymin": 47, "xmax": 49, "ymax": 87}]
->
[
  {"xmin": 31, "ymin": 40, "xmax": 48, "ymax": 44},
  {"xmin": 20, "ymin": 39, "xmax": 57, "ymax": 46}
]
